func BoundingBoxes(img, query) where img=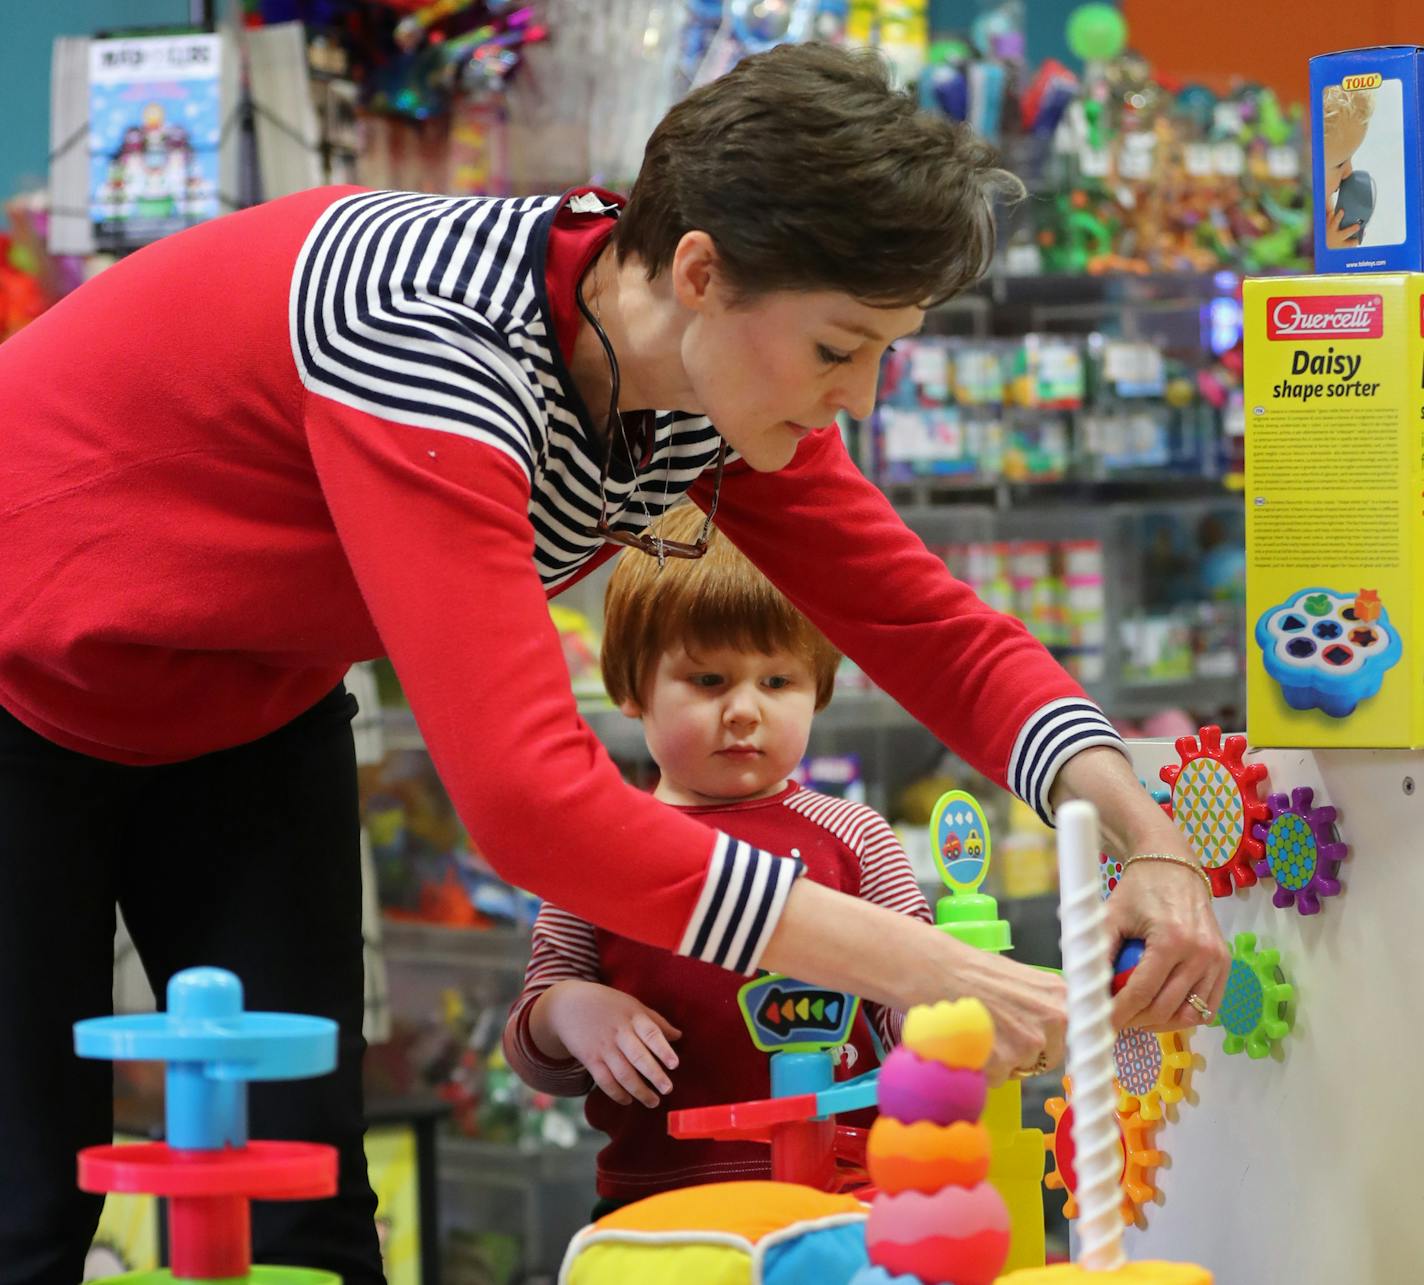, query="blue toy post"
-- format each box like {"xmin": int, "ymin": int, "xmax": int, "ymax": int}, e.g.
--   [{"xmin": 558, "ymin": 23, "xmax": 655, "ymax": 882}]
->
[{"xmin": 73, "ymin": 966, "xmax": 342, "ymax": 1284}]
